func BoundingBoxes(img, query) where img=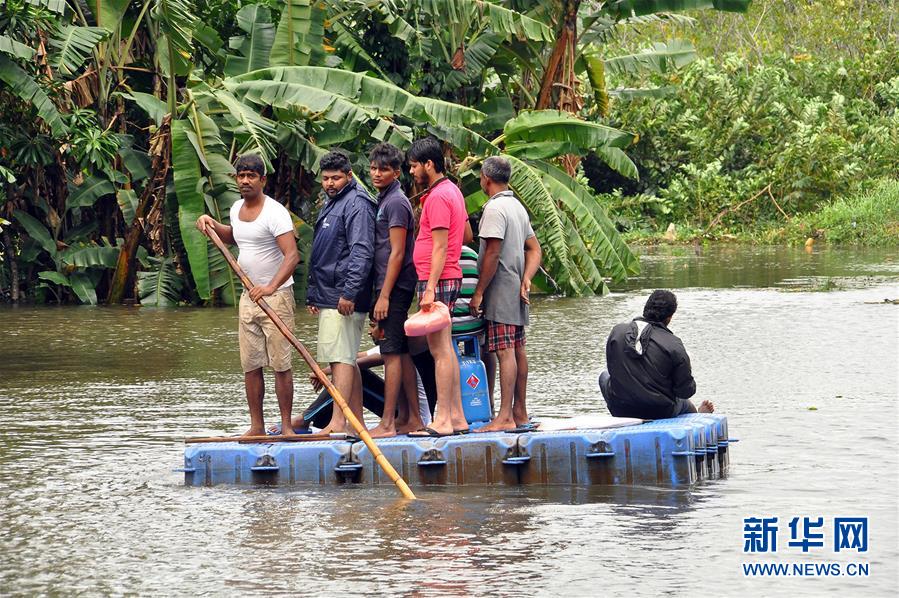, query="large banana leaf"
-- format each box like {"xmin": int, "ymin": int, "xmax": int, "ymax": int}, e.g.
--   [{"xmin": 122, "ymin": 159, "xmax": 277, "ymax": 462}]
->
[
  {"xmin": 412, "ymin": 0, "xmax": 553, "ymax": 42},
  {"xmin": 0, "ymin": 35, "xmax": 35, "ymax": 60},
  {"xmin": 227, "ymin": 67, "xmax": 485, "ymax": 127},
  {"xmin": 60, "ymin": 244, "xmax": 120, "ymax": 268},
  {"xmin": 224, "ymin": 4, "xmax": 275, "ymax": 77},
  {"xmin": 171, "ymin": 119, "xmax": 210, "ymax": 300},
  {"xmin": 211, "ymin": 89, "xmax": 277, "ymax": 160},
  {"xmin": 188, "ymin": 109, "xmax": 241, "ymax": 304},
  {"xmin": 69, "ymin": 271, "xmax": 99, "ymax": 304},
  {"xmin": 560, "ymin": 212, "xmax": 608, "ymax": 294},
  {"xmin": 502, "ymin": 155, "xmax": 578, "ymax": 294},
  {"xmin": 138, "ymin": 256, "xmax": 184, "ymax": 306},
  {"xmin": 603, "ymin": 40, "xmax": 696, "ymax": 76},
  {"xmin": 0, "ymin": 56, "xmax": 68, "ymax": 137},
  {"xmin": 270, "ymin": 0, "xmax": 326, "ymax": 66},
  {"xmin": 67, "ymin": 175, "xmax": 115, "ymax": 209},
  {"xmin": 595, "ymin": 146, "xmax": 639, "ymax": 179},
  {"xmin": 122, "ymin": 91, "xmax": 167, "ymax": 126},
  {"xmin": 153, "ymin": 0, "xmax": 197, "ymax": 77},
  {"xmin": 12, "ymin": 209, "xmax": 57, "ymax": 258},
  {"xmin": 27, "ymin": 0, "xmax": 66, "ymax": 13},
  {"xmin": 116, "ymin": 188, "xmax": 138, "ymax": 222},
  {"xmin": 428, "ymin": 125, "xmax": 498, "ymax": 157},
  {"xmin": 50, "ymin": 26, "xmax": 110, "ymax": 76},
  {"xmin": 529, "ymin": 160, "xmax": 639, "ymax": 283},
  {"xmin": 503, "ymin": 110, "xmax": 634, "ymax": 152},
  {"xmin": 90, "ymin": 0, "xmax": 130, "ymax": 29},
  {"xmin": 444, "ymin": 33, "xmax": 502, "ymax": 91},
  {"xmin": 207, "ymin": 244, "xmax": 242, "ymax": 305},
  {"xmin": 332, "ymin": 22, "xmax": 391, "ymax": 80}
]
